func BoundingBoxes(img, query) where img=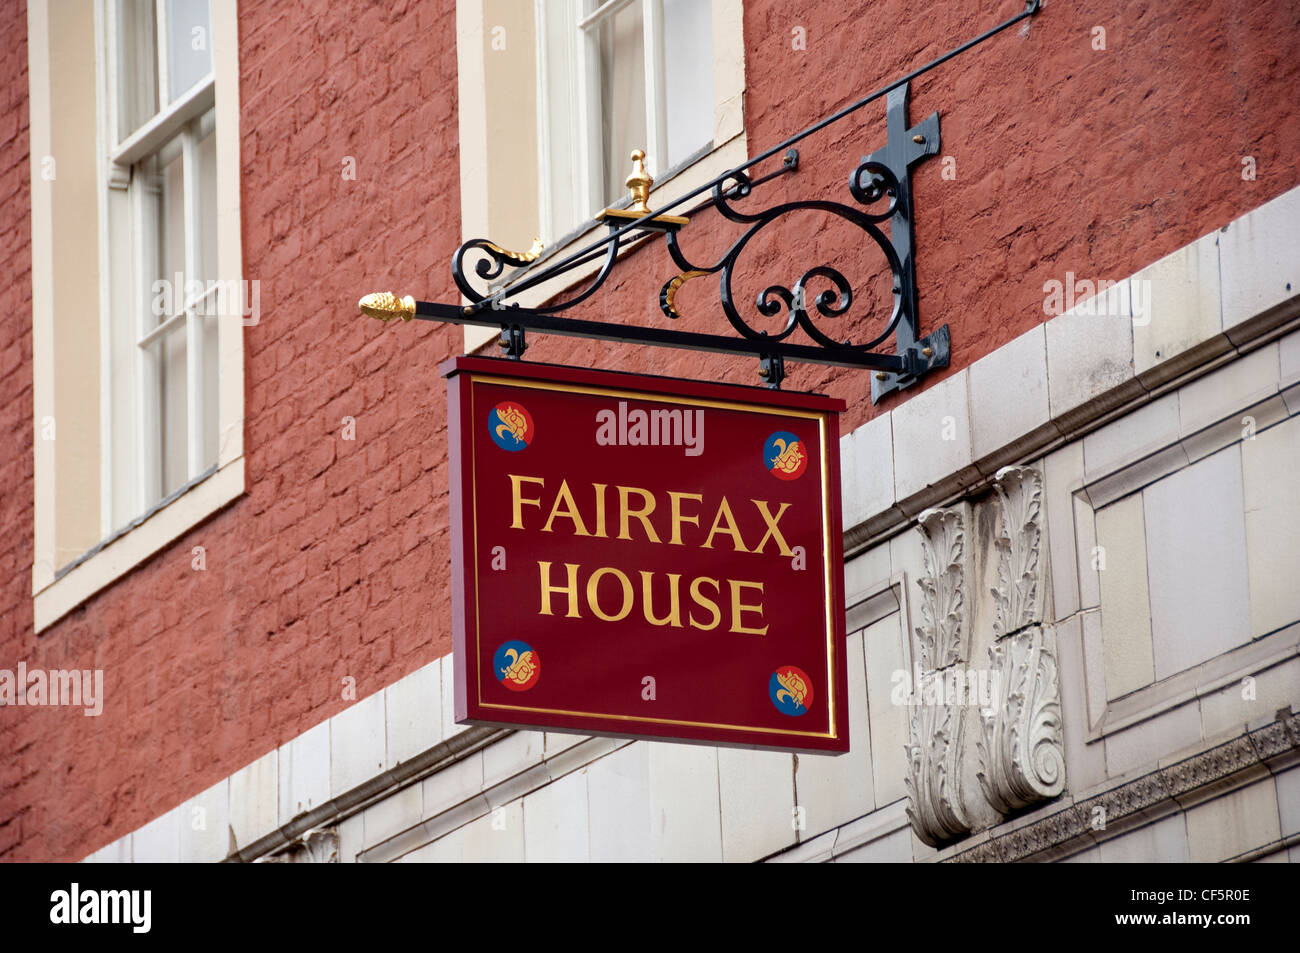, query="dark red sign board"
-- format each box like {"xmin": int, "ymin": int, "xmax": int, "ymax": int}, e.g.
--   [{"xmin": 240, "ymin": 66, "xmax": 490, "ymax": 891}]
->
[{"xmin": 443, "ymin": 357, "xmax": 849, "ymax": 753}]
